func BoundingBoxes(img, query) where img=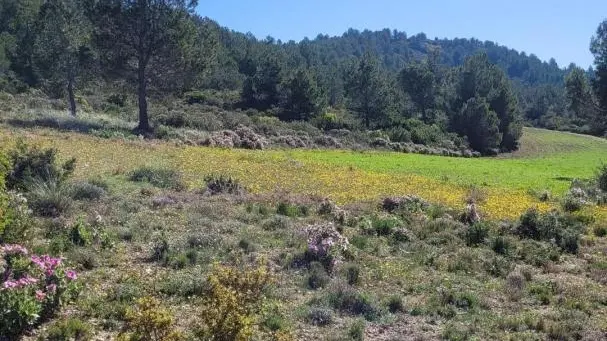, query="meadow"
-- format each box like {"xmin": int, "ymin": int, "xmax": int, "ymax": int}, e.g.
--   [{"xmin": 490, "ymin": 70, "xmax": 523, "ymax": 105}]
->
[{"xmin": 1, "ymin": 126, "xmax": 605, "ymax": 220}]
